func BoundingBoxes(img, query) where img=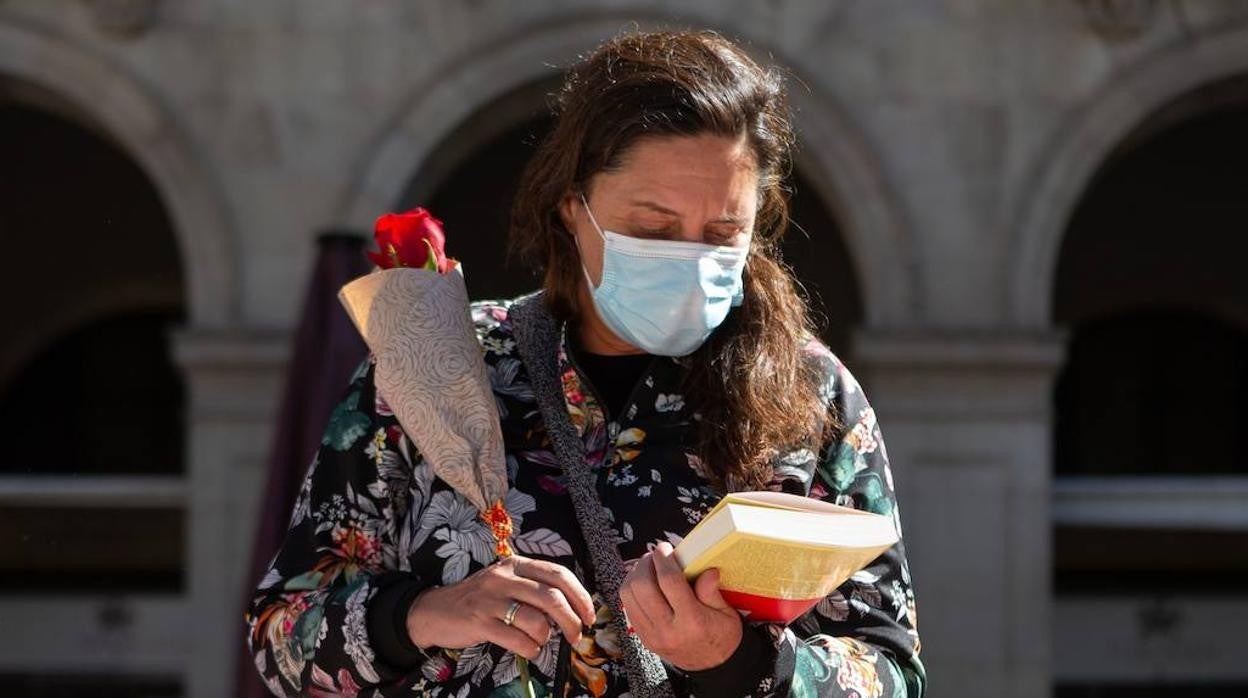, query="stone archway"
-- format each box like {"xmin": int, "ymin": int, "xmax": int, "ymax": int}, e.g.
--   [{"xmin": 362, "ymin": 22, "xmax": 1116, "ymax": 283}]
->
[
  {"xmin": 0, "ymin": 23, "xmax": 235, "ymax": 328},
  {"xmin": 1044, "ymin": 73, "xmax": 1248, "ymax": 691},
  {"xmin": 1008, "ymin": 25, "xmax": 1248, "ymax": 328},
  {"xmin": 336, "ymin": 14, "xmax": 916, "ymax": 328}
]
